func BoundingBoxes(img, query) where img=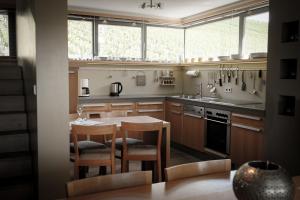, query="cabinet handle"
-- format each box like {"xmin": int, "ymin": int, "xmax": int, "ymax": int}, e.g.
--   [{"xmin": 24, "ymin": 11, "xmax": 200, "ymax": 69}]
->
[
  {"xmin": 184, "ymin": 113, "xmax": 203, "ymax": 119},
  {"xmin": 83, "ymin": 103, "xmax": 106, "ymax": 107},
  {"xmin": 137, "ymin": 102, "xmax": 163, "ymax": 105},
  {"xmin": 205, "ymin": 118, "xmax": 230, "ymax": 125},
  {"xmin": 171, "ymin": 111, "xmax": 181, "ymax": 115},
  {"xmin": 170, "ymin": 103, "xmax": 181, "ymax": 107},
  {"xmin": 232, "ymin": 113, "xmax": 262, "ymax": 121},
  {"xmin": 111, "ymin": 103, "xmax": 134, "ymax": 106},
  {"xmin": 138, "ymin": 109, "xmax": 163, "ymax": 113},
  {"xmin": 232, "ymin": 123, "xmax": 262, "ymax": 132}
]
